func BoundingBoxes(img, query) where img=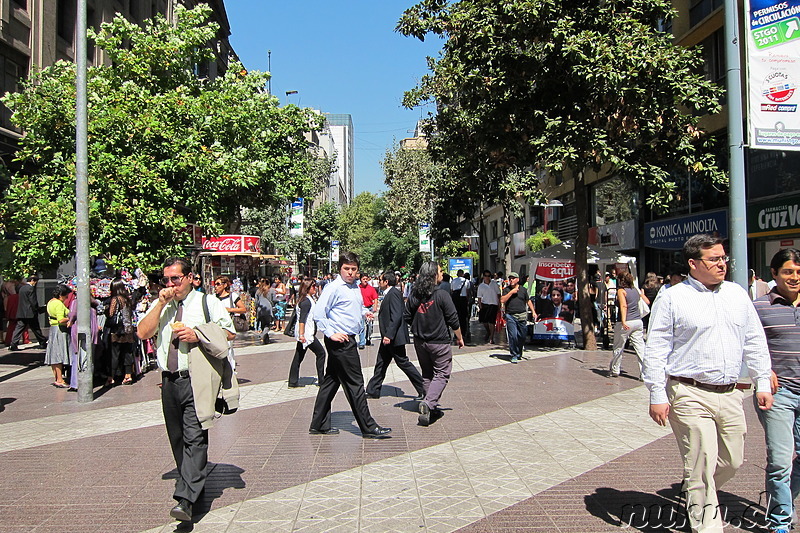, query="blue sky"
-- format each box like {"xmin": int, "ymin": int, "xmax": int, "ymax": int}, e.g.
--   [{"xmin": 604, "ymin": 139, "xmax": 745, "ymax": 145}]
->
[{"xmin": 225, "ymin": 1, "xmax": 443, "ymax": 196}]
